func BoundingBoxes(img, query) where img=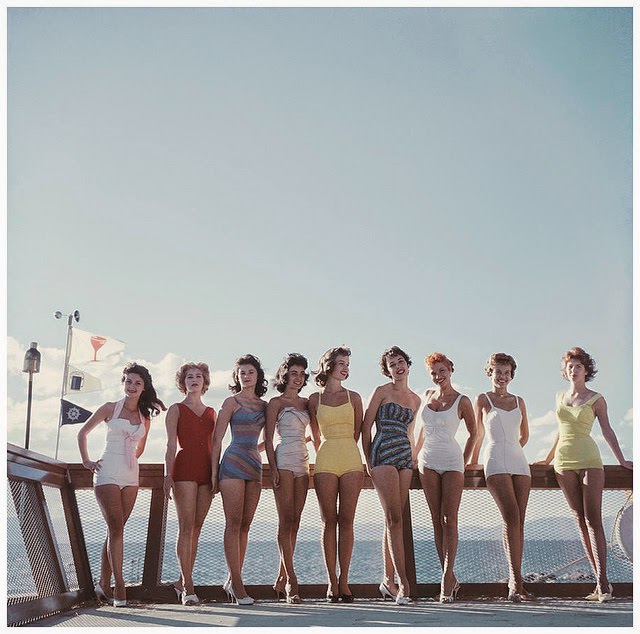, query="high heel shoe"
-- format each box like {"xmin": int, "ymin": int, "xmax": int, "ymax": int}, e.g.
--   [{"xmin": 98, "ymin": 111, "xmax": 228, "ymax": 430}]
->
[
  {"xmin": 113, "ymin": 598, "xmax": 127, "ymax": 608},
  {"xmin": 272, "ymin": 584, "xmax": 286, "ymax": 601},
  {"xmin": 222, "ymin": 579, "xmax": 232, "ymax": 602},
  {"xmin": 507, "ymin": 590, "xmax": 522, "ymax": 603},
  {"xmin": 379, "ymin": 582, "xmax": 396, "ymax": 601},
  {"xmin": 94, "ymin": 582, "xmax": 111, "ymax": 603},
  {"xmin": 228, "ymin": 583, "xmax": 254, "ymax": 606},
  {"xmin": 339, "ymin": 593, "xmax": 355, "ymax": 603},
  {"xmin": 173, "ymin": 584, "xmax": 182, "ymax": 602},
  {"xmin": 395, "ymin": 592, "xmax": 412, "ymax": 605},
  {"xmin": 598, "ymin": 583, "xmax": 614, "ymax": 603},
  {"xmin": 326, "ymin": 586, "xmax": 339, "ymax": 603},
  {"xmin": 181, "ymin": 590, "xmax": 200, "ymax": 606},
  {"xmin": 285, "ymin": 582, "xmax": 302, "ymax": 604},
  {"xmin": 440, "ymin": 582, "xmax": 460, "ymax": 604}
]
